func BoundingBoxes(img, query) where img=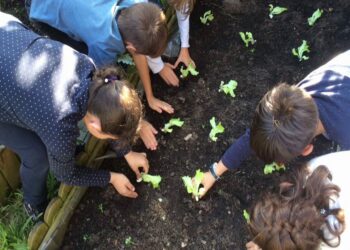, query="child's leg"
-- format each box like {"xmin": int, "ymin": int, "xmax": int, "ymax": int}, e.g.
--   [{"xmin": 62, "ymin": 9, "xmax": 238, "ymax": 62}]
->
[{"xmin": 0, "ymin": 123, "xmax": 49, "ymax": 209}]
